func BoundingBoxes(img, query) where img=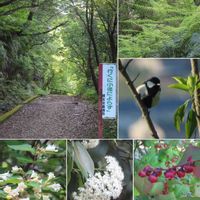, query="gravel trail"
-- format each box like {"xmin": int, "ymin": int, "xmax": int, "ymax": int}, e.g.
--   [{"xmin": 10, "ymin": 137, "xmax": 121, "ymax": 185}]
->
[{"xmin": 0, "ymin": 95, "xmax": 98, "ymax": 138}]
